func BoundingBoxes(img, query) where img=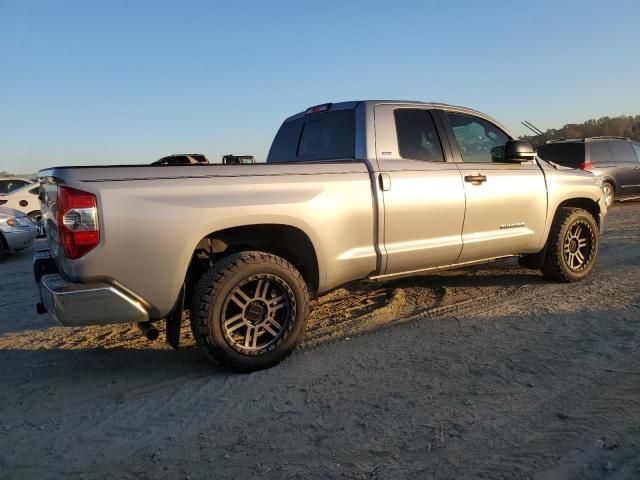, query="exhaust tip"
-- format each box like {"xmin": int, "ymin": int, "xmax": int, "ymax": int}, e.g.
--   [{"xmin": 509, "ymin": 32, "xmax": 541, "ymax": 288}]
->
[{"xmin": 137, "ymin": 322, "xmax": 159, "ymax": 341}]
